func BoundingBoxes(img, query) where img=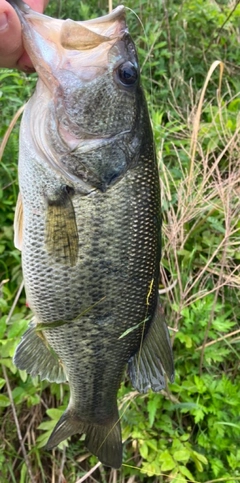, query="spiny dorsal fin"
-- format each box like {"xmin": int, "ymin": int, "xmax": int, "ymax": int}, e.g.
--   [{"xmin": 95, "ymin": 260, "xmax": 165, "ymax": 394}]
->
[{"xmin": 14, "ymin": 192, "xmax": 24, "ymax": 251}]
